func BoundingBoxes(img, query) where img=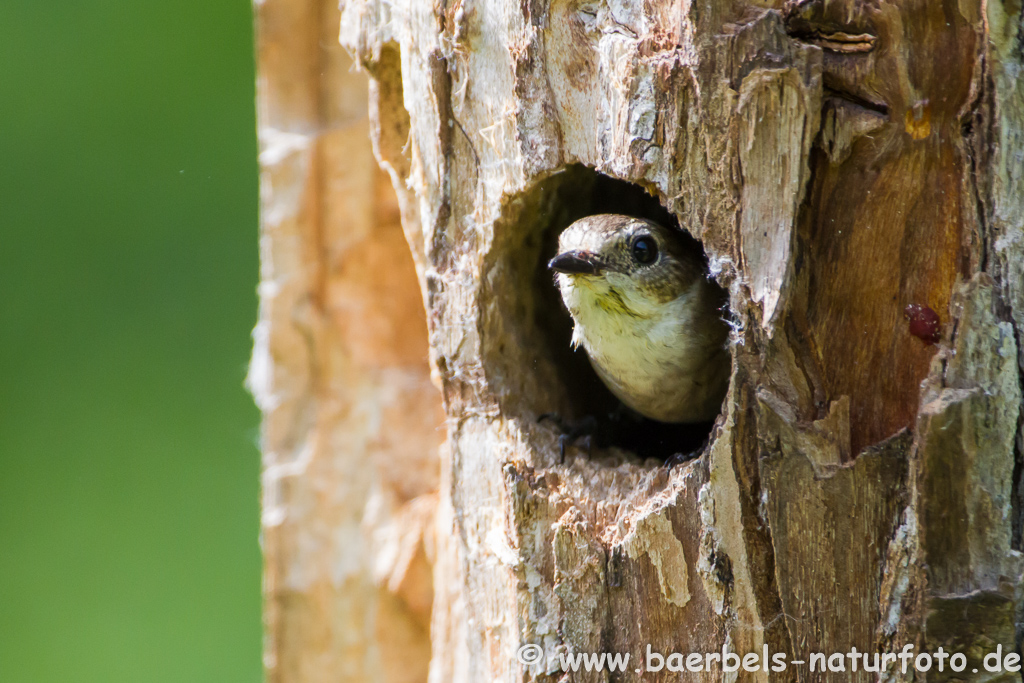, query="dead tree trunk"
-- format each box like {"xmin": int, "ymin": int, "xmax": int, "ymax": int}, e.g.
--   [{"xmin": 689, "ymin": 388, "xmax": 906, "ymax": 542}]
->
[{"xmin": 255, "ymin": 0, "xmax": 1024, "ymax": 681}]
